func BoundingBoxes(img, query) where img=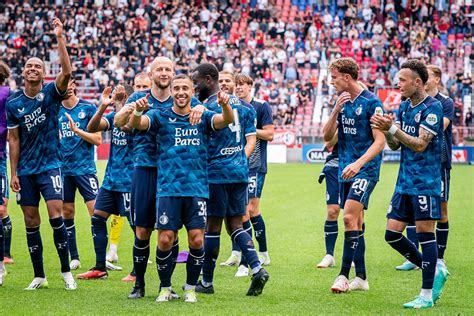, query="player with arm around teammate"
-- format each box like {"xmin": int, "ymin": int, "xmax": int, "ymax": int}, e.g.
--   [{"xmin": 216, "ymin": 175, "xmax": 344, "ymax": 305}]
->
[{"xmin": 131, "ymin": 74, "xmax": 234, "ymax": 303}]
